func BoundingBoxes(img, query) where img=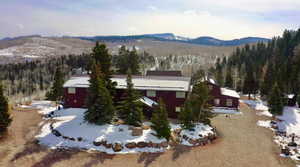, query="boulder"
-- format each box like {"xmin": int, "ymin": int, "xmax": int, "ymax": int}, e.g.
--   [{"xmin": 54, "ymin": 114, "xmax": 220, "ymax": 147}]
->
[
  {"xmin": 125, "ymin": 142, "xmax": 137, "ymax": 149},
  {"xmin": 152, "ymin": 143, "xmax": 160, "ymax": 148},
  {"xmin": 161, "ymin": 141, "xmax": 169, "ymax": 148},
  {"xmin": 93, "ymin": 141, "xmax": 101, "ymax": 146},
  {"xmin": 281, "ymin": 147, "xmax": 290, "ymax": 156},
  {"xmin": 188, "ymin": 139, "xmax": 197, "ymax": 146},
  {"xmin": 77, "ymin": 137, "xmax": 83, "ymax": 142},
  {"xmin": 104, "ymin": 143, "xmax": 112, "ymax": 149},
  {"xmin": 93, "ymin": 140, "xmax": 106, "ymax": 146},
  {"xmin": 52, "ymin": 130, "xmax": 61, "ymax": 137},
  {"xmin": 142, "ymin": 125, "xmax": 151, "ymax": 130},
  {"xmin": 132, "ymin": 127, "xmax": 143, "ymax": 136},
  {"xmin": 288, "ymin": 142, "xmax": 297, "ymax": 147},
  {"xmin": 112, "ymin": 143, "xmax": 123, "ymax": 152},
  {"xmin": 137, "ymin": 142, "xmax": 148, "ymax": 148}
]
